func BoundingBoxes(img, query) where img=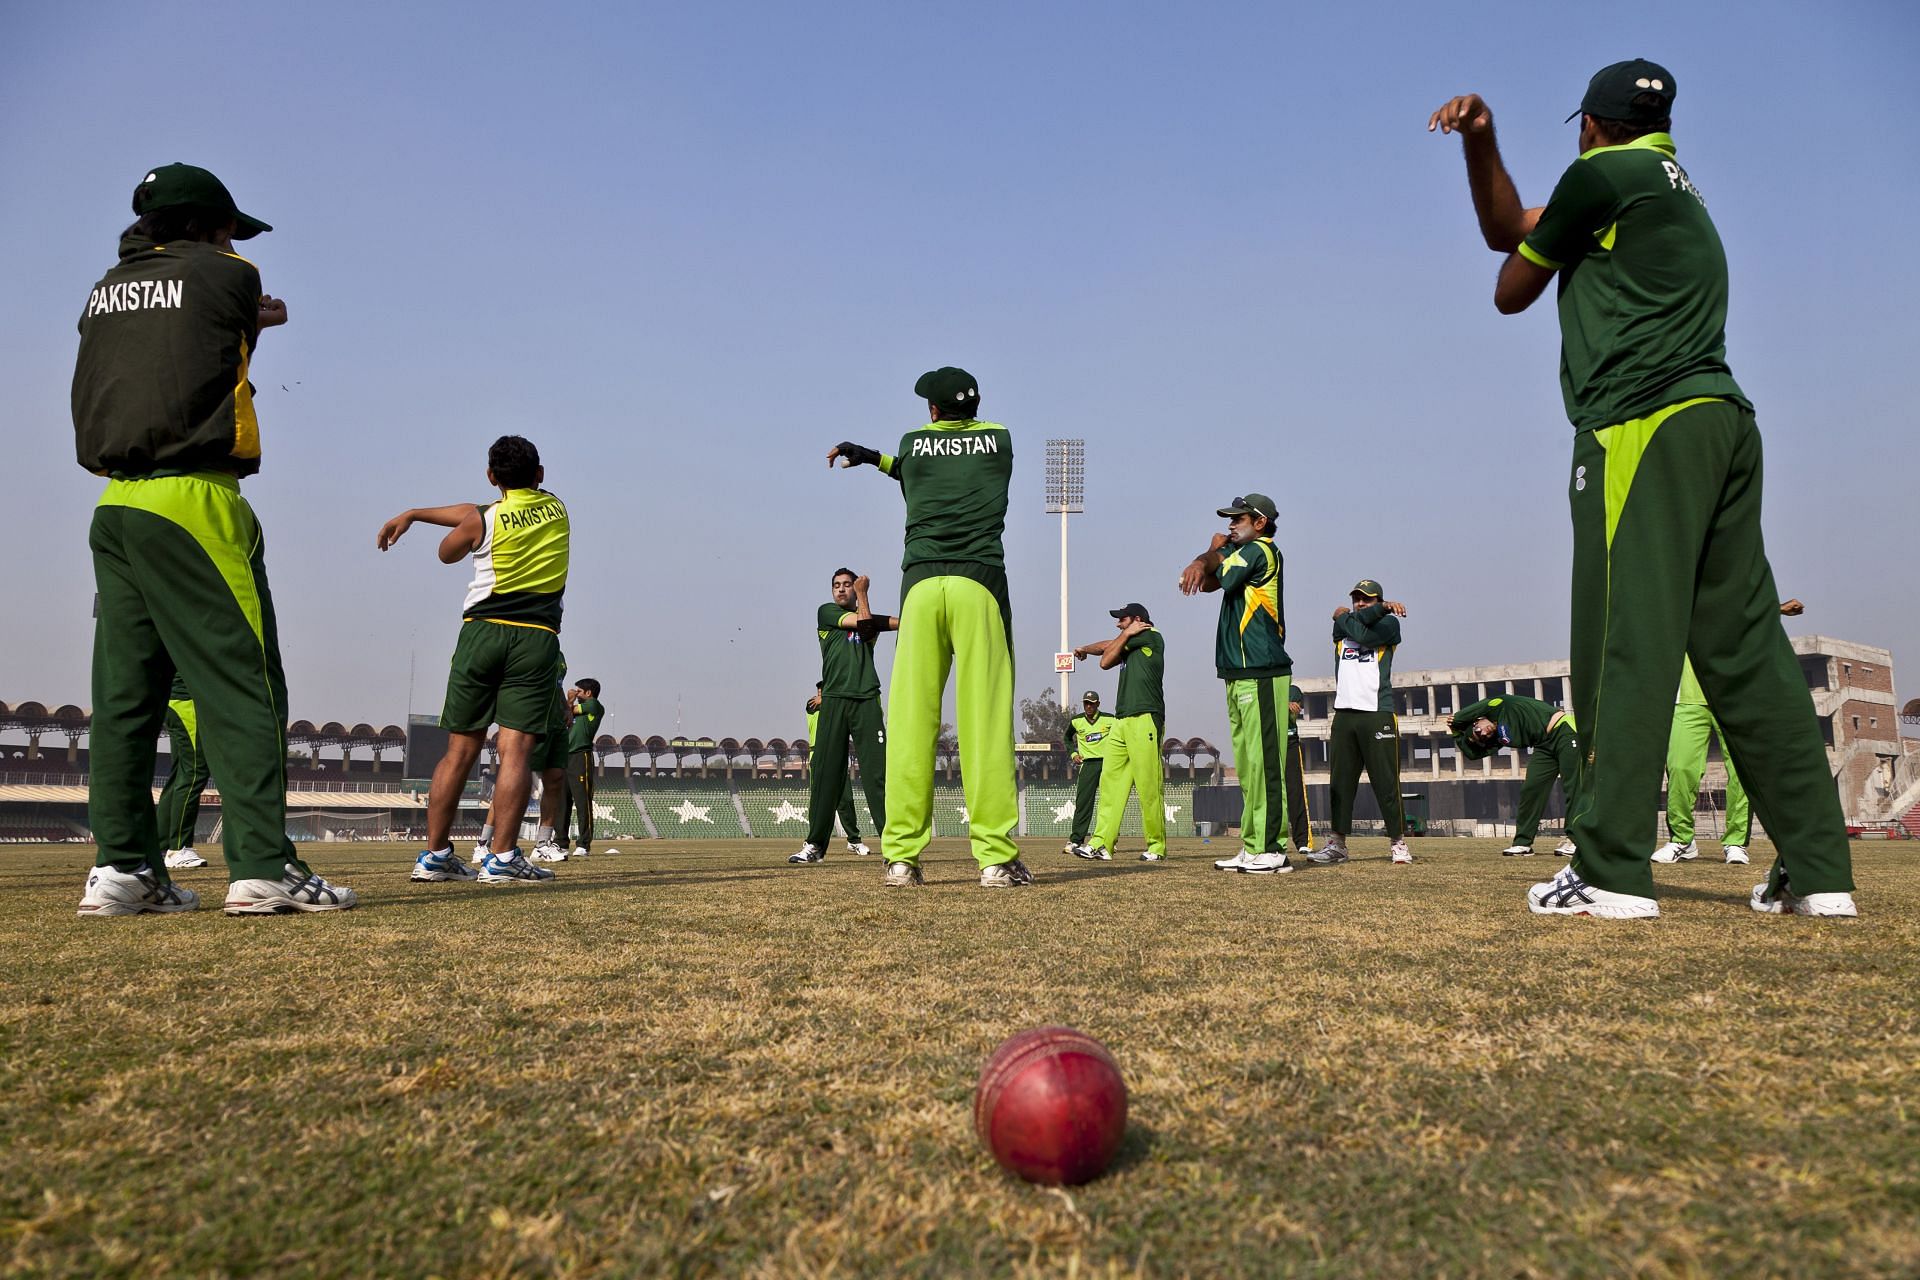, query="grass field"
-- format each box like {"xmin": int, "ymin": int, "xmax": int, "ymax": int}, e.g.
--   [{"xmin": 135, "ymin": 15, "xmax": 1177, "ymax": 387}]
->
[{"xmin": 3, "ymin": 837, "xmax": 1916, "ymax": 1278}]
